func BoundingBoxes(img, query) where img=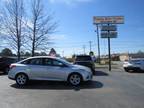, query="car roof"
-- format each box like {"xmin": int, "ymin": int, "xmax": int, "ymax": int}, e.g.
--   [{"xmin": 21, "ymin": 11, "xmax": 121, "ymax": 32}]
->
[
  {"xmin": 19, "ymin": 56, "xmax": 58, "ymax": 62},
  {"xmin": 27, "ymin": 56, "xmax": 57, "ymax": 59}
]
